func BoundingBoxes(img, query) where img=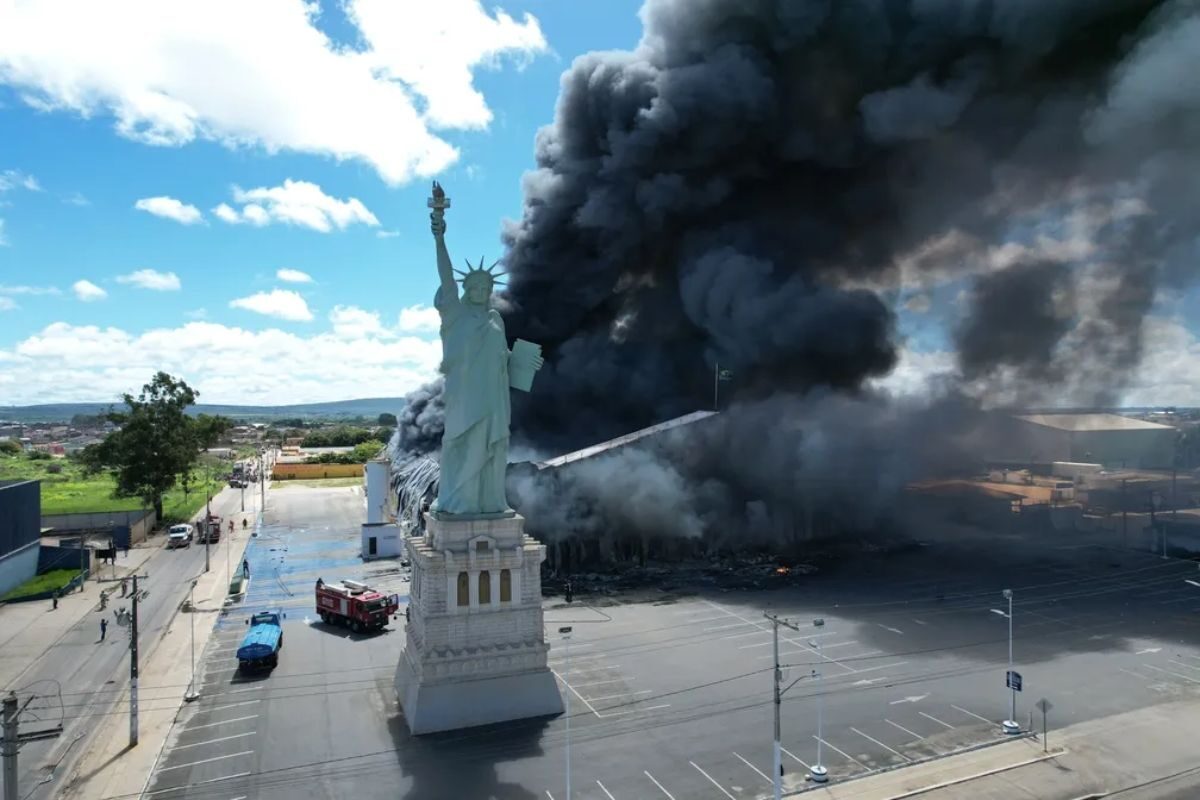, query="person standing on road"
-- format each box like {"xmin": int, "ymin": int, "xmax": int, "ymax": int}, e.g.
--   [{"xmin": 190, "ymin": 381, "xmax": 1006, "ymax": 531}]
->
[
  {"xmin": 99, "ymin": 618, "xmax": 108, "ymax": 642},
  {"xmin": 243, "ymin": 559, "xmax": 250, "ymax": 578}
]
